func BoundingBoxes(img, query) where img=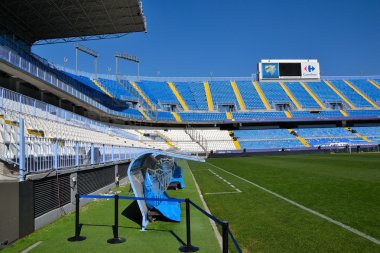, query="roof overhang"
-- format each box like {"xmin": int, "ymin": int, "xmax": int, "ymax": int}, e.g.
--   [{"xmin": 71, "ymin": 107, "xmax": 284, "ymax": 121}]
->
[{"xmin": 0, "ymin": 0, "xmax": 146, "ymax": 45}]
